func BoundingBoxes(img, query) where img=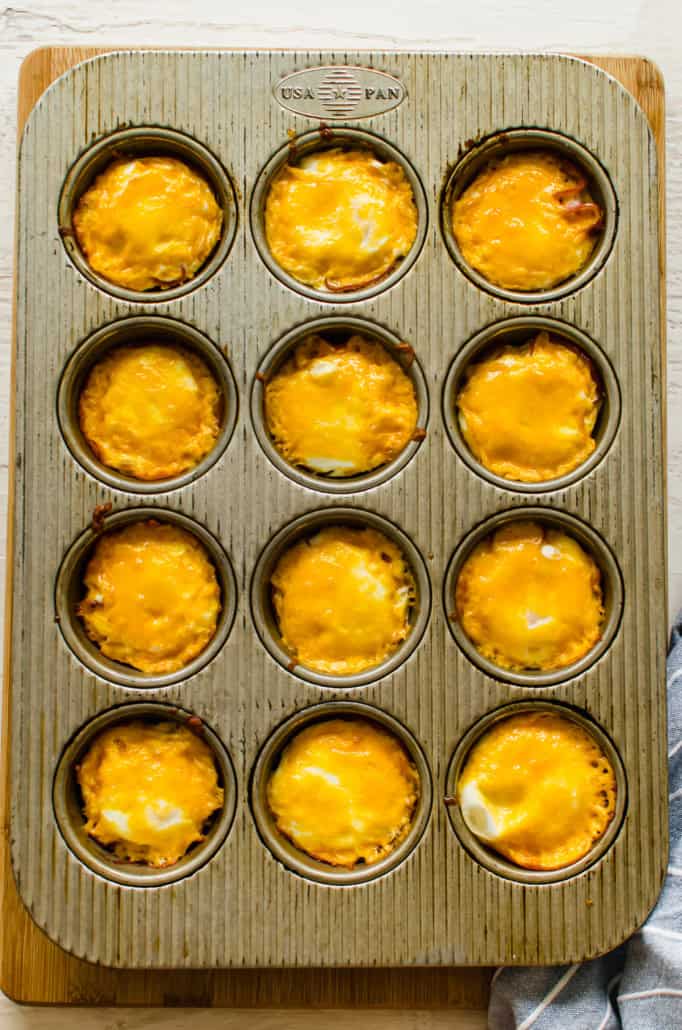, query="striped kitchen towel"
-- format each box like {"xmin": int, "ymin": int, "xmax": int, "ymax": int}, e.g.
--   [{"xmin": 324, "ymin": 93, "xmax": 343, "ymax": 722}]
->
[{"xmin": 488, "ymin": 622, "xmax": 682, "ymax": 1030}]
